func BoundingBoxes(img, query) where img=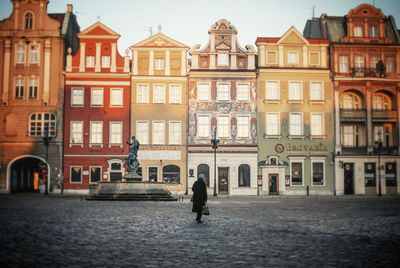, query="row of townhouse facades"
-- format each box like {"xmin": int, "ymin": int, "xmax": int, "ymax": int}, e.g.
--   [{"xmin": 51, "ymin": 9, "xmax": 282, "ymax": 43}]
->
[{"xmin": 0, "ymin": 1, "xmax": 399, "ymax": 196}]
